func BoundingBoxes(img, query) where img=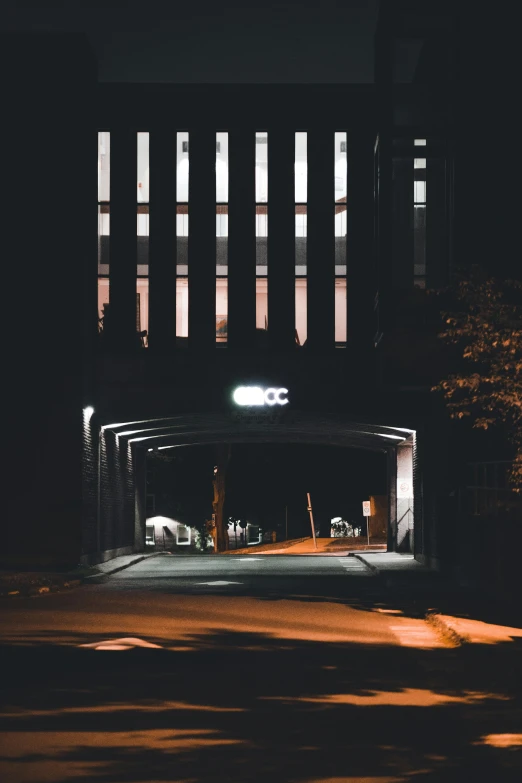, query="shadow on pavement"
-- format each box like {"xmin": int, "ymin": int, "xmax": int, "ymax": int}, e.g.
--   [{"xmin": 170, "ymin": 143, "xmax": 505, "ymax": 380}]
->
[
  {"xmin": 1, "ymin": 626, "xmax": 521, "ymax": 782},
  {"xmin": 89, "ymin": 565, "xmax": 522, "ymax": 631}
]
